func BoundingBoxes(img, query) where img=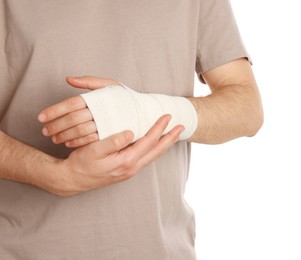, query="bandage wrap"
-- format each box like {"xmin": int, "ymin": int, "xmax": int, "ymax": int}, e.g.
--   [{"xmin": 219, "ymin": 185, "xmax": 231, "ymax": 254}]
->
[{"xmin": 80, "ymin": 83, "xmax": 198, "ymax": 142}]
